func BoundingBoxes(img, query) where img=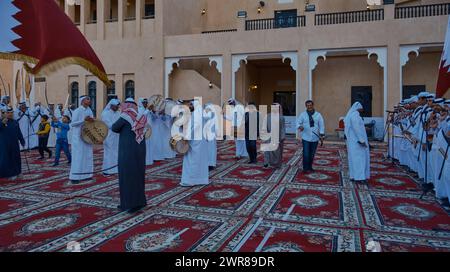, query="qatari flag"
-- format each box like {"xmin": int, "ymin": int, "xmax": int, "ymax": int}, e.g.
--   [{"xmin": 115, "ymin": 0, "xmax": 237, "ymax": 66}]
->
[
  {"xmin": 0, "ymin": 0, "xmax": 109, "ymax": 85},
  {"xmin": 436, "ymin": 16, "xmax": 450, "ymax": 98}
]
